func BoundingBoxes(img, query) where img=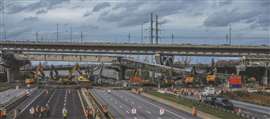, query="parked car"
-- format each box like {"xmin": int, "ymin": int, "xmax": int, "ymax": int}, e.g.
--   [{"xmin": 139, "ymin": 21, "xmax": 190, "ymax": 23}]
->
[
  {"xmin": 214, "ymin": 97, "xmax": 234, "ymax": 110},
  {"xmin": 203, "ymin": 96, "xmax": 234, "ymax": 110}
]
